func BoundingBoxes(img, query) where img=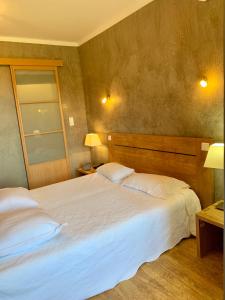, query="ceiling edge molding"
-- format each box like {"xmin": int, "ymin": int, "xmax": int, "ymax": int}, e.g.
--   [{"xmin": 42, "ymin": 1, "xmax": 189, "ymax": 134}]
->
[
  {"xmin": 0, "ymin": 36, "xmax": 78, "ymax": 47},
  {"xmin": 0, "ymin": 0, "xmax": 155, "ymax": 47},
  {"xmin": 77, "ymin": 0, "xmax": 155, "ymax": 45}
]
